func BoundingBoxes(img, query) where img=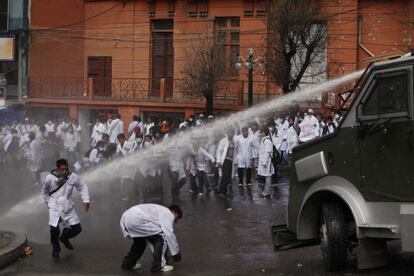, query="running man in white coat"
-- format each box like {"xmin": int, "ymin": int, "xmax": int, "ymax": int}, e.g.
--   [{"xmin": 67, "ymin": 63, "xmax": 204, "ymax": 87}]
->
[
  {"xmin": 120, "ymin": 204, "xmax": 183, "ymax": 272},
  {"xmin": 41, "ymin": 159, "xmax": 90, "ymax": 259}
]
